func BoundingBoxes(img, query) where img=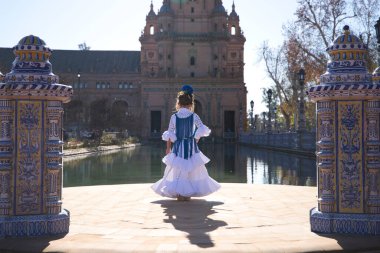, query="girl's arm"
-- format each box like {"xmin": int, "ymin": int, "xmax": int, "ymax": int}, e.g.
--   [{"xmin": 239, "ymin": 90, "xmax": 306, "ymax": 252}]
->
[
  {"xmin": 166, "ymin": 140, "xmax": 171, "ymax": 154},
  {"xmin": 194, "ymin": 114, "xmax": 211, "ymax": 139}
]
